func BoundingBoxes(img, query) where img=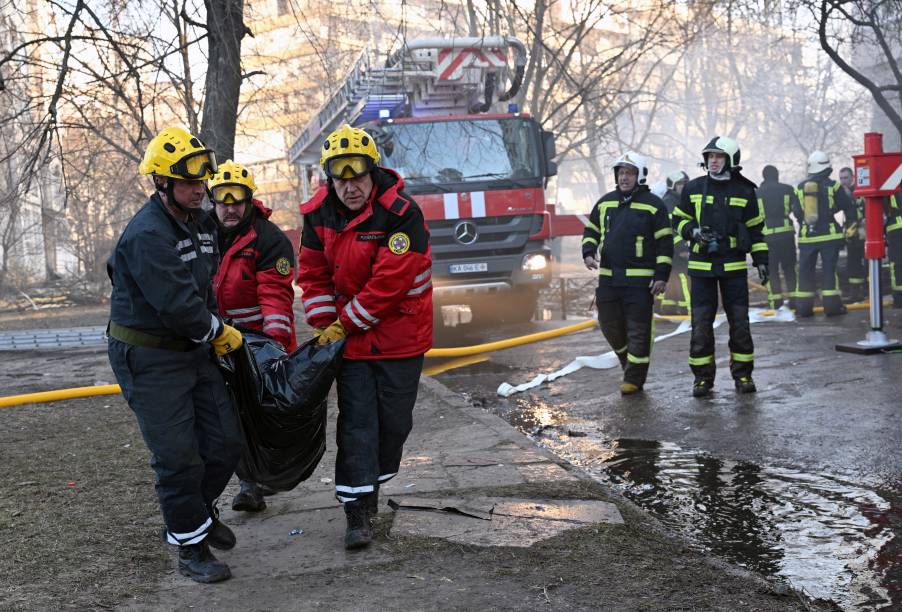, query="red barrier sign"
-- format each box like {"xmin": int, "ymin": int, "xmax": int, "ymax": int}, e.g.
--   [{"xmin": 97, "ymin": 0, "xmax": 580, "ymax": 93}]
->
[{"xmin": 852, "ymin": 133, "xmax": 902, "ymax": 259}]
